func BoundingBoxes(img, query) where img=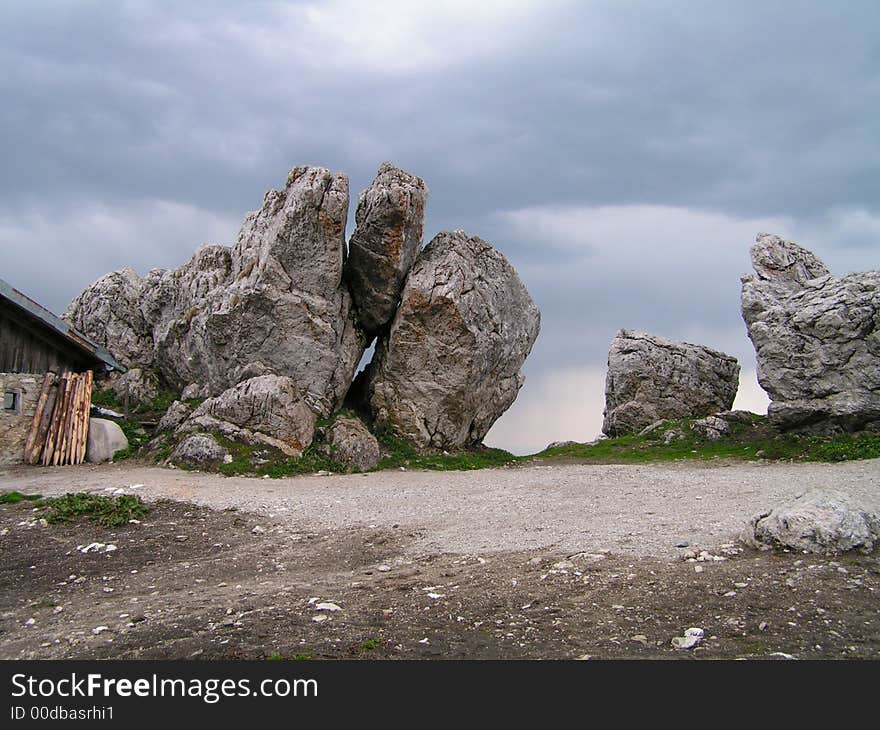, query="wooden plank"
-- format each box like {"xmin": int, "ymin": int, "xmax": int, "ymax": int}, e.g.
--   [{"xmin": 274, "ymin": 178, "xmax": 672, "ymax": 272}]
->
[
  {"xmin": 51, "ymin": 373, "xmax": 75, "ymax": 466},
  {"xmin": 77, "ymin": 370, "xmax": 93, "ymax": 464},
  {"xmin": 42, "ymin": 373, "xmax": 69, "ymax": 466},
  {"xmin": 62, "ymin": 374, "xmax": 81, "ymax": 466},
  {"xmin": 24, "ymin": 372, "xmax": 54, "ymax": 464},
  {"xmin": 33, "ymin": 380, "xmax": 58, "ymax": 465}
]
